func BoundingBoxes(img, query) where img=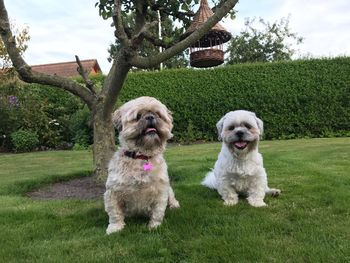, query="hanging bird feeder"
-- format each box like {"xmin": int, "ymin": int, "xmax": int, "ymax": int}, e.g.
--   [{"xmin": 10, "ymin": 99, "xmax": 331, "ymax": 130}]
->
[{"xmin": 184, "ymin": 0, "xmax": 232, "ymax": 68}]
